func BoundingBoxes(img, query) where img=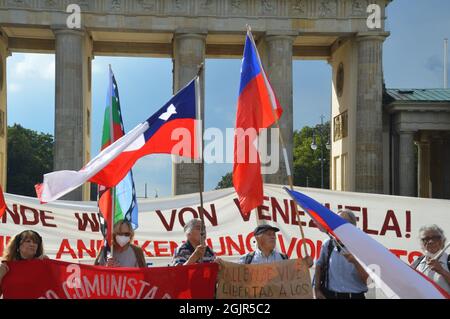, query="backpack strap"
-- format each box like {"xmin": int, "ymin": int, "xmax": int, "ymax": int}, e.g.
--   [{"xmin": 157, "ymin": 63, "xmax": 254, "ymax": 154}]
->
[
  {"xmin": 280, "ymin": 253, "xmax": 288, "ymax": 260},
  {"xmin": 447, "ymin": 254, "xmax": 450, "ymax": 270},
  {"xmin": 321, "ymin": 239, "xmax": 335, "ymax": 290},
  {"xmin": 244, "ymin": 251, "xmax": 256, "ymax": 264},
  {"xmin": 411, "ymin": 255, "xmax": 426, "ymax": 270}
]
